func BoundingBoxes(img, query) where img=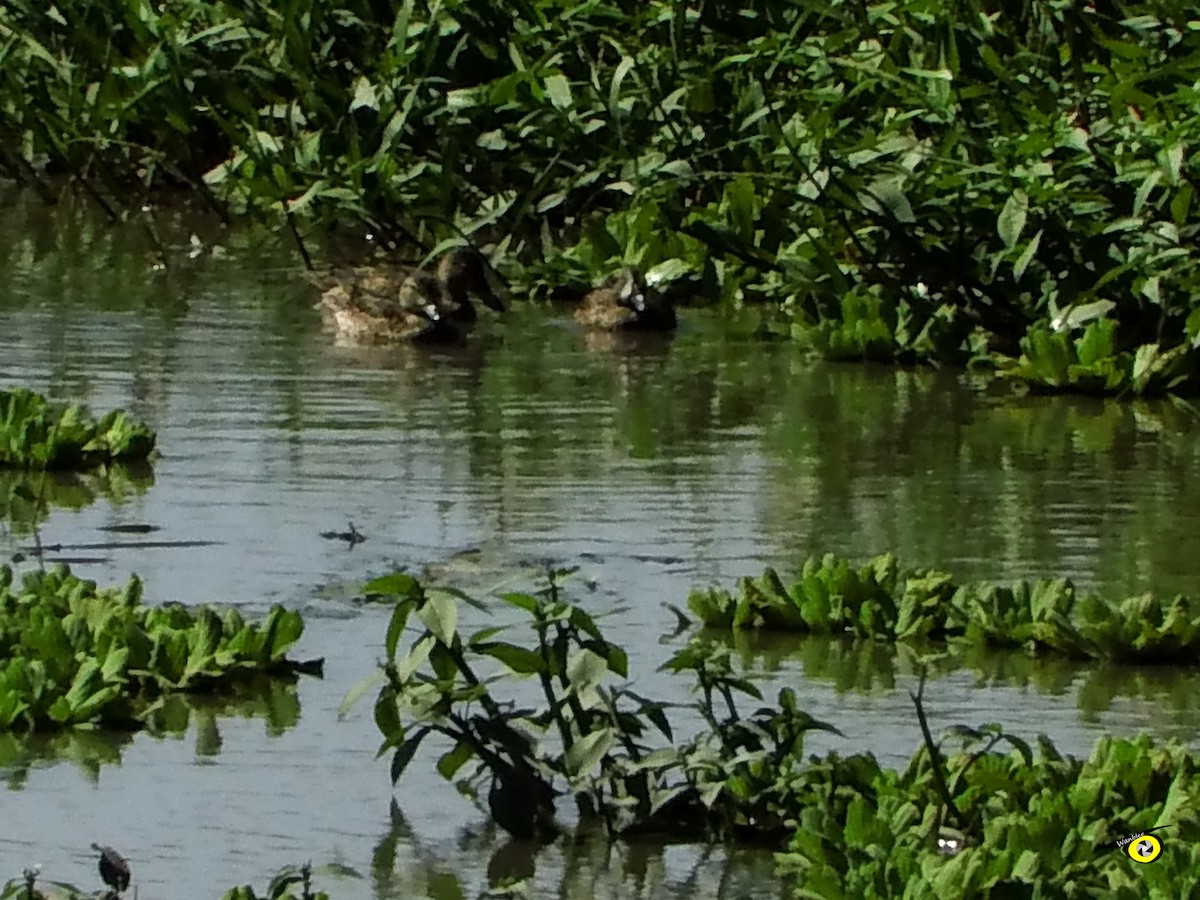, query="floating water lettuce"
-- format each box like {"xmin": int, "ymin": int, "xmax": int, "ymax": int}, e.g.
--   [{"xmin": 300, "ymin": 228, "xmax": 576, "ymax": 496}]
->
[
  {"xmin": 0, "ymin": 388, "xmax": 156, "ymax": 470},
  {"xmin": 0, "ymin": 564, "xmax": 322, "ymax": 733},
  {"xmin": 691, "ymin": 552, "xmax": 1200, "ymax": 664},
  {"xmin": 778, "ymin": 733, "xmax": 1200, "ymax": 899}
]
